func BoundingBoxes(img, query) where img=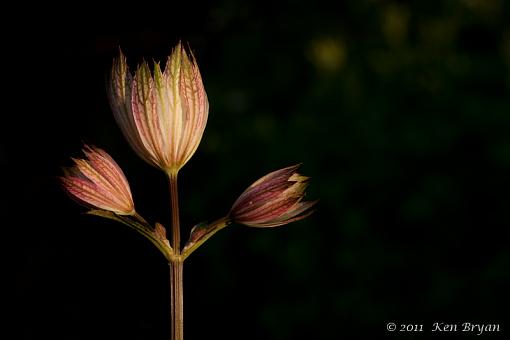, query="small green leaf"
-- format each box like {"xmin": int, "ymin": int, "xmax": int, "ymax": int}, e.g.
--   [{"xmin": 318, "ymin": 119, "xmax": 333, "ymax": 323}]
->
[{"xmin": 182, "ymin": 217, "xmax": 231, "ymax": 260}]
